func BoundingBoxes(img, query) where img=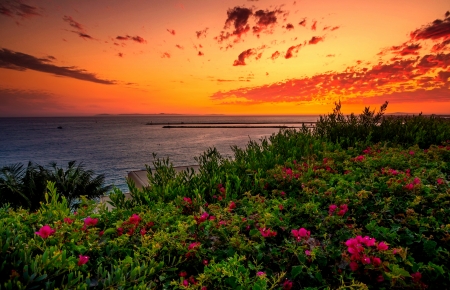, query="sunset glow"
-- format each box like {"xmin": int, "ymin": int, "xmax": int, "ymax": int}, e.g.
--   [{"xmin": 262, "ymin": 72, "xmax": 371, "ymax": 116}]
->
[{"xmin": 1, "ymin": 0, "xmax": 449, "ymax": 116}]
